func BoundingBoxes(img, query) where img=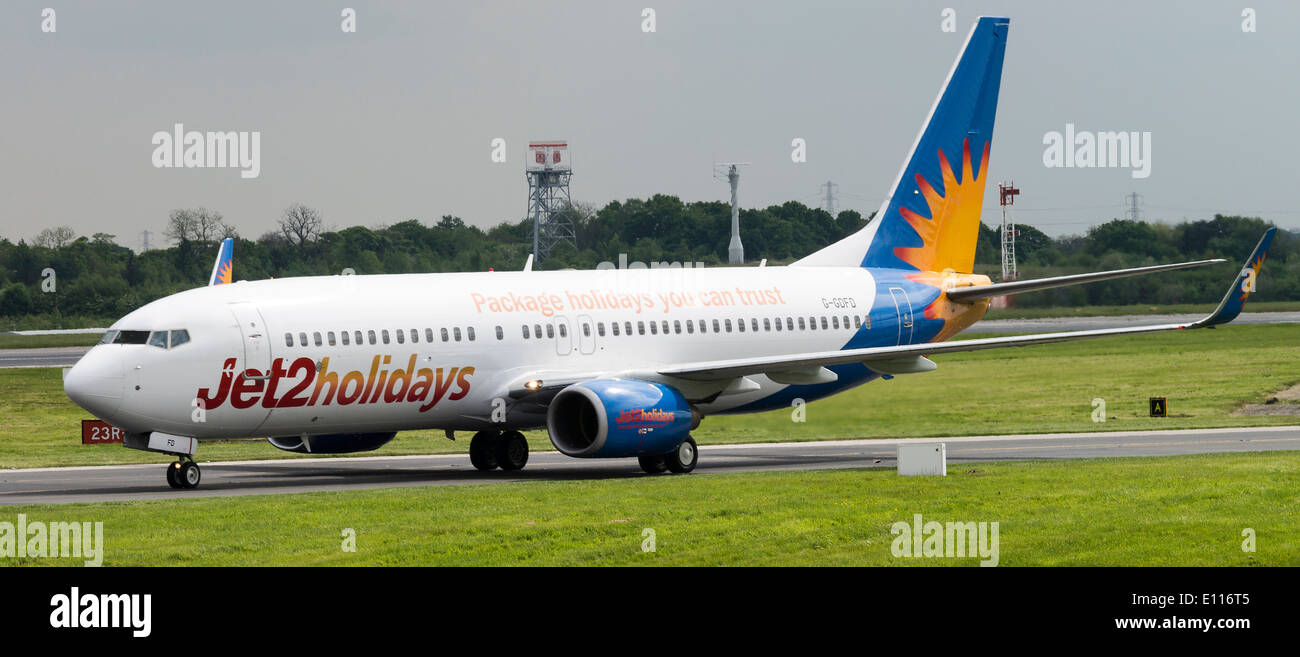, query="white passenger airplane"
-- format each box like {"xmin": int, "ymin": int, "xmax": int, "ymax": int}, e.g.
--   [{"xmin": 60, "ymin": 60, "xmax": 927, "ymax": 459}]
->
[{"xmin": 65, "ymin": 17, "xmax": 1275, "ymax": 489}]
